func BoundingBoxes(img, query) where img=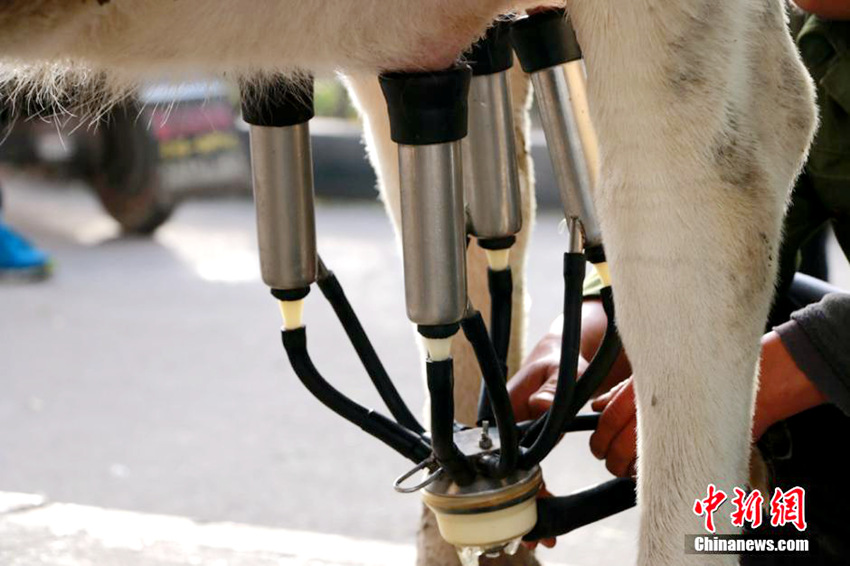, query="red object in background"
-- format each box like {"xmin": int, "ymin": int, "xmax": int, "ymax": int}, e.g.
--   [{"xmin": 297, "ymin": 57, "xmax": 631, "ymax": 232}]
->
[{"xmin": 149, "ymin": 102, "xmax": 235, "ymax": 141}]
